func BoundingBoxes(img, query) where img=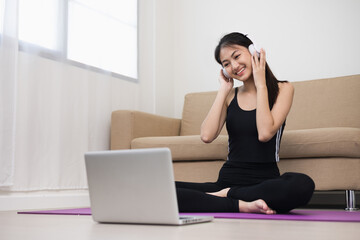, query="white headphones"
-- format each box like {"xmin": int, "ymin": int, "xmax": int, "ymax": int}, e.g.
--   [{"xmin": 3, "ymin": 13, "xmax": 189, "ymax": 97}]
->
[{"xmin": 248, "ymin": 43, "xmax": 260, "ymax": 58}]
